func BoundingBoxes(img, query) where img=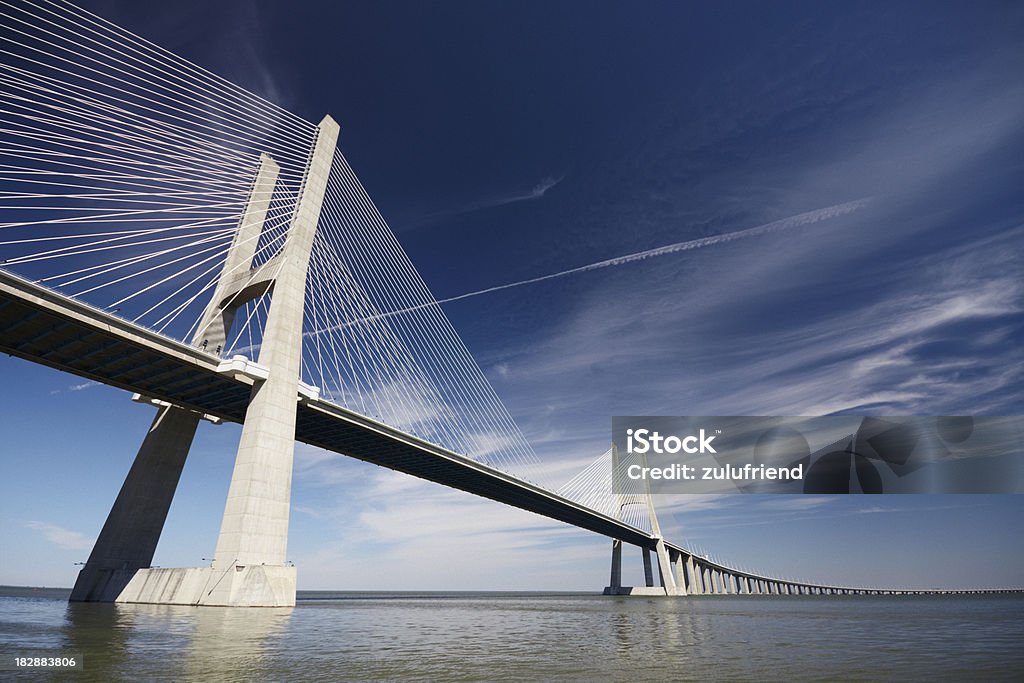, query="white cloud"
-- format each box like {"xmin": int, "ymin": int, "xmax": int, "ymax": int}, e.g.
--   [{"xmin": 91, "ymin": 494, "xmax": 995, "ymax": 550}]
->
[
  {"xmin": 398, "ymin": 175, "xmax": 566, "ymax": 231},
  {"xmin": 50, "ymin": 380, "xmax": 100, "ymax": 395},
  {"xmin": 289, "ymin": 462, "xmax": 608, "ymax": 590},
  {"xmin": 758, "ymin": 496, "xmax": 836, "ymax": 511},
  {"xmin": 25, "ymin": 521, "xmax": 92, "ymax": 551}
]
